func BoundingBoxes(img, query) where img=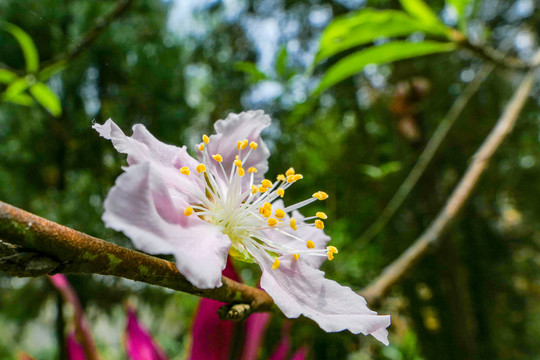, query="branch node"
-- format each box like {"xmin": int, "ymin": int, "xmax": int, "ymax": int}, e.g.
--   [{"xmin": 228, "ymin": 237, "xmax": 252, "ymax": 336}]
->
[{"xmin": 217, "ymin": 303, "xmax": 252, "ymax": 321}]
